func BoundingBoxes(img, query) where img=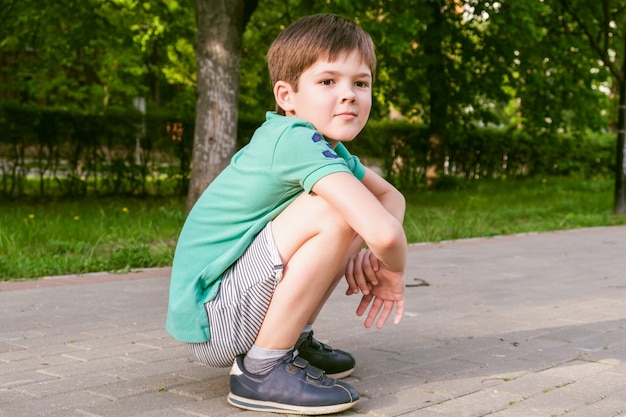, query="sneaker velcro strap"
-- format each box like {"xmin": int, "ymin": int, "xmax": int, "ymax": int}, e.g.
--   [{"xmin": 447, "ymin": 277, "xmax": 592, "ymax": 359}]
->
[
  {"xmin": 306, "ymin": 366, "xmax": 325, "ymax": 380},
  {"xmin": 319, "ymin": 341, "xmax": 333, "ymax": 352},
  {"xmin": 307, "ymin": 336, "xmax": 332, "ymax": 352},
  {"xmin": 292, "ymin": 356, "xmax": 309, "ymax": 369}
]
